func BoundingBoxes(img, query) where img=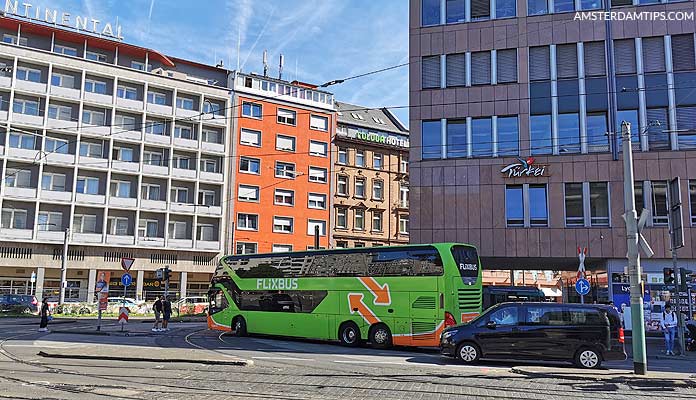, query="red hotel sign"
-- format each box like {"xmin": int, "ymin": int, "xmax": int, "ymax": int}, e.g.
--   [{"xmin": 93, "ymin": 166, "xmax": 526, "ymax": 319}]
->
[{"xmin": 500, "ymin": 157, "xmax": 550, "ymax": 178}]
